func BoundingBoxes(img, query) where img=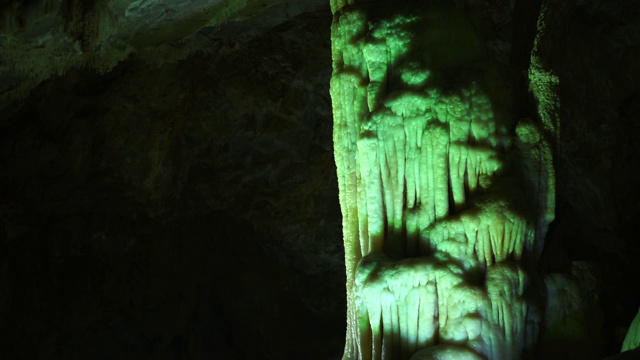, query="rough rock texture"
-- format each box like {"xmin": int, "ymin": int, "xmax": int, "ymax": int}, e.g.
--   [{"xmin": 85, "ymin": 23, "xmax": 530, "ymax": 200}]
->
[
  {"xmin": 0, "ymin": 0, "xmax": 326, "ymax": 106},
  {"xmin": 540, "ymin": 1, "xmax": 640, "ymax": 355},
  {"xmin": 0, "ymin": 0, "xmax": 639, "ymax": 359},
  {"xmin": 1, "ymin": 4, "xmax": 344, "ymax": 359}
]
